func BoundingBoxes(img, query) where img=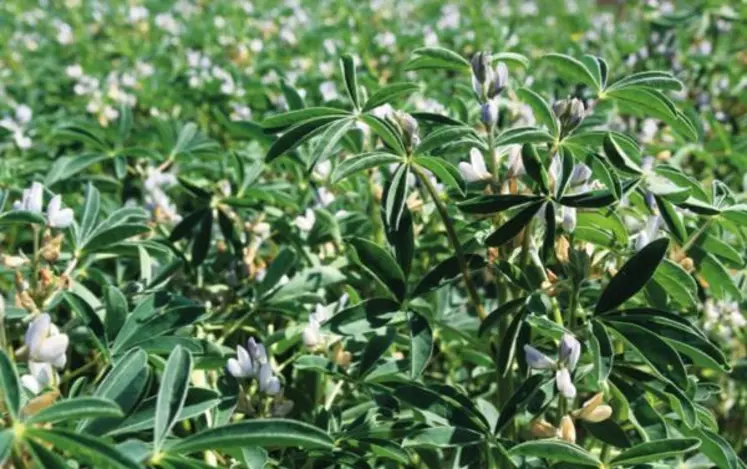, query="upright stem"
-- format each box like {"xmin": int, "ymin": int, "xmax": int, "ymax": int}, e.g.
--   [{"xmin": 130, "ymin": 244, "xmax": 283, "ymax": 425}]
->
[
  {"xmin": 413, "ymin": 166, "xmax": 485, "ymax": 320},
  {"xmin": 484, "ymin": 123, "xmax": 499, "ymax": 191}
]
